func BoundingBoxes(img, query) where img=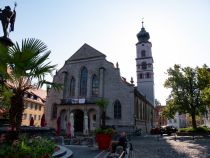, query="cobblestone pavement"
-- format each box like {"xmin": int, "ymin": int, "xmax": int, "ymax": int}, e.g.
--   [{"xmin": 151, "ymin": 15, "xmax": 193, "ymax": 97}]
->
[
  {"xmin": 66, "ymin": 145, "xmax": 103, "ymax": 158},
  {"xmin": 131, "ymin": 135, "xmax": 210, "ymax": 158}
]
